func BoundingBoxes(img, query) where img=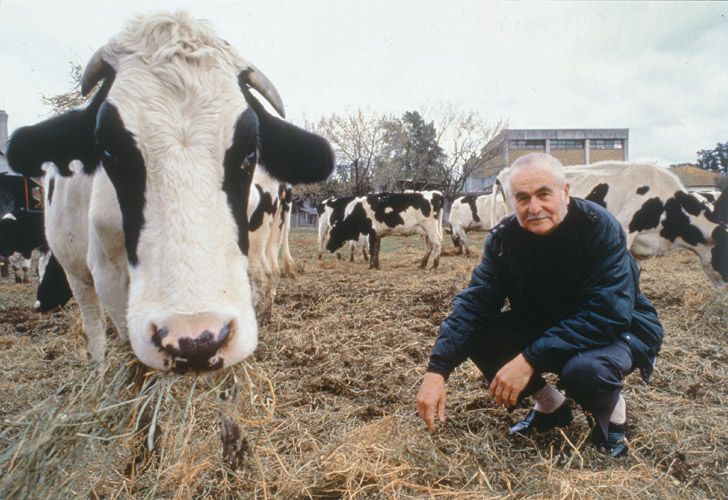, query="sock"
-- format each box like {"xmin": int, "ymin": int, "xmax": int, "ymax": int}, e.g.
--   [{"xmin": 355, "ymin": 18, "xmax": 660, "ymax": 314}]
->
[
  {"xmin": 609, "ymin": 394, "xmax": 626, "ymax": 425},
  {"xmin": 533, "ymin": 384, "xmax": 566, "ymax": 413}
]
